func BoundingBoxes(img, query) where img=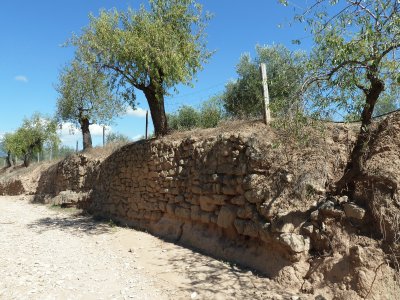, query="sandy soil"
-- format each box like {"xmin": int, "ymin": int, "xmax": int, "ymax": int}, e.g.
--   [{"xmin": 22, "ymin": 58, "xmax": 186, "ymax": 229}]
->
[{"xmin": 0, "ymin": 196, "xmax": 306, "ymax": 300}]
